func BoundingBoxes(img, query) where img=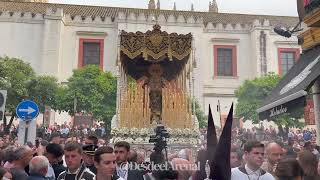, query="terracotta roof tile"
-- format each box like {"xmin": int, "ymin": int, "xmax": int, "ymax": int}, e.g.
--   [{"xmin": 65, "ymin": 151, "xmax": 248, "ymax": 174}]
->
[{"xmin": 0, "ymin": 1, "xmax": 298, "ymax": 27}]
